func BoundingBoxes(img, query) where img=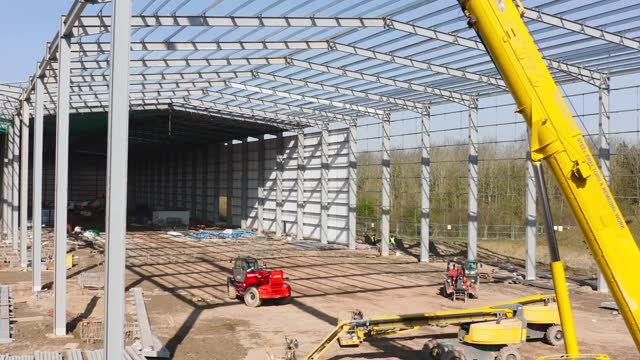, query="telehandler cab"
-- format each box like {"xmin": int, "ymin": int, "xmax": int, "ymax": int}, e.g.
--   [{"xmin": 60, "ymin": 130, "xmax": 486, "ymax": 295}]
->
[{"xmin": 227, "ymin": 256, "xmax": 292, "ymax": 307}]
